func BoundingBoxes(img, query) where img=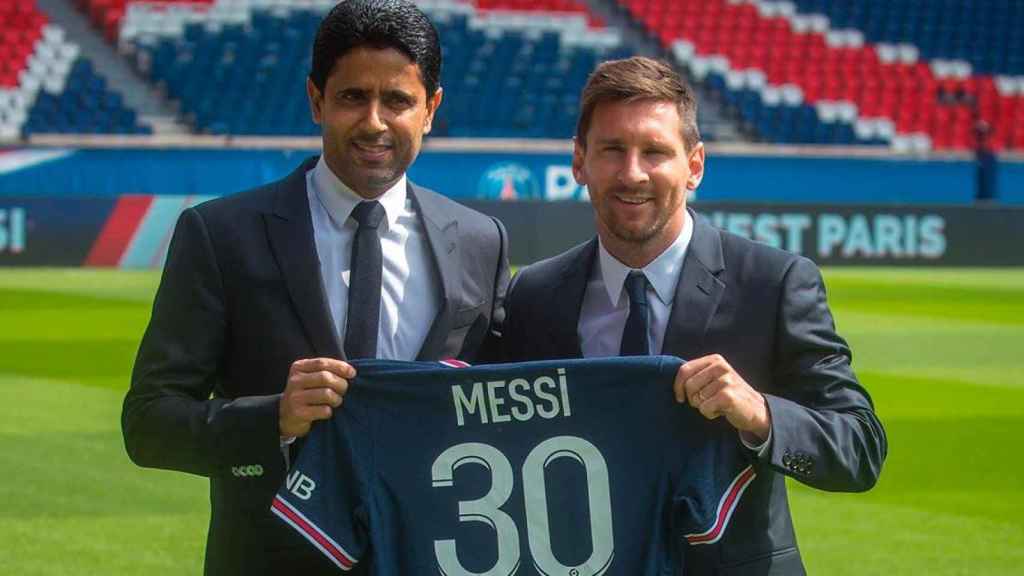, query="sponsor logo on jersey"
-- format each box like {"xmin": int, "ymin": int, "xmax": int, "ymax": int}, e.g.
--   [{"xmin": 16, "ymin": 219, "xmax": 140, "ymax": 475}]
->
[{"xmin": 286, "ymin": 469, "xmax": 317, "ymax": 500}]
